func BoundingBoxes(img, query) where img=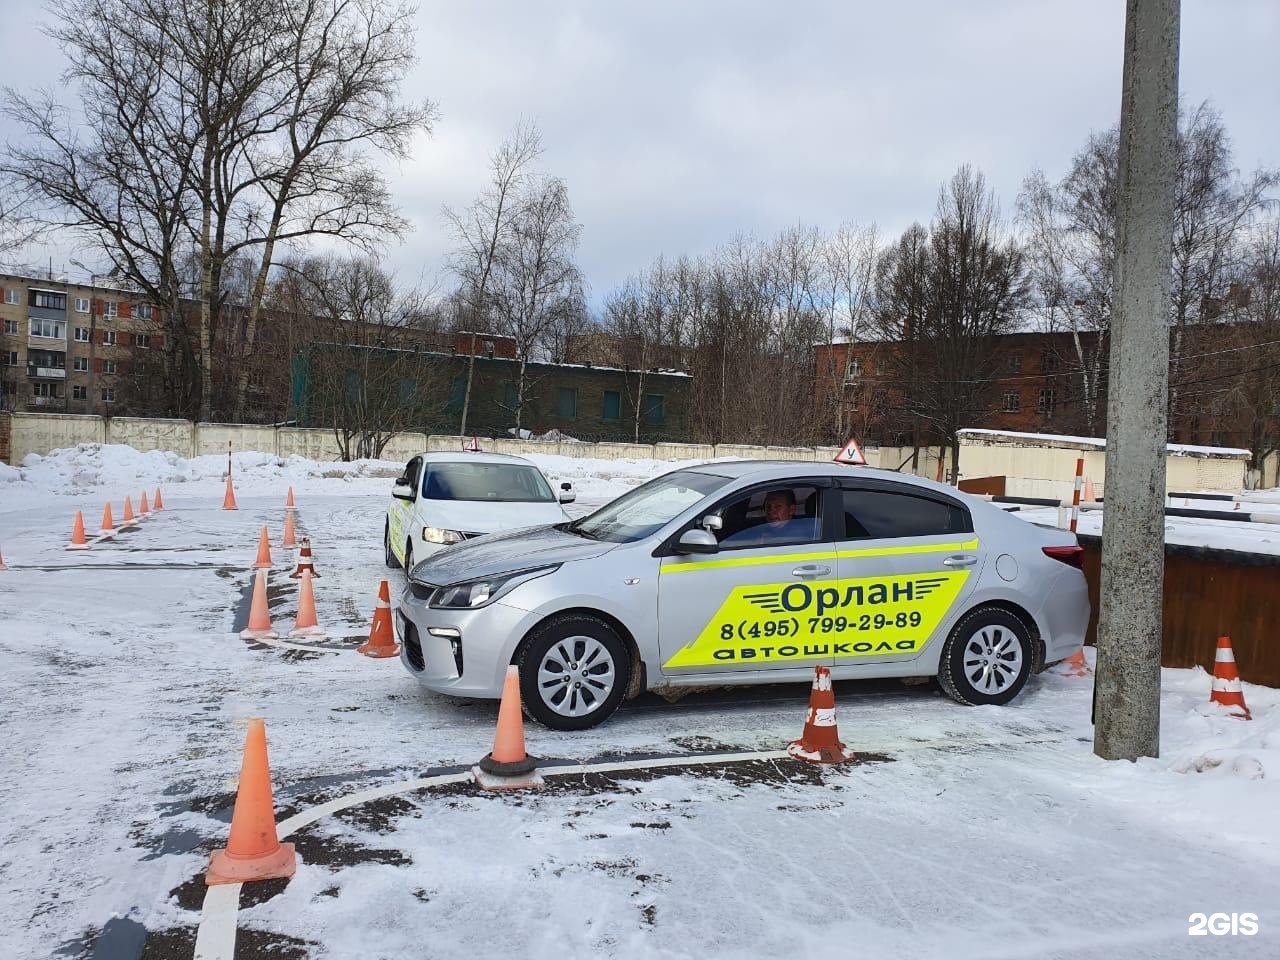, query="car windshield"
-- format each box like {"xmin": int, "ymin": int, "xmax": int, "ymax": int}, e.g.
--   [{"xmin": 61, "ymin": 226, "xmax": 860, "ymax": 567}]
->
[
  {"xmin": 421, "ymin": 462, "xmax": 555, "ymax": 503},
  {"xmin": 568, "ymin": 470, "xmax": 729, "ymax": 543}
]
